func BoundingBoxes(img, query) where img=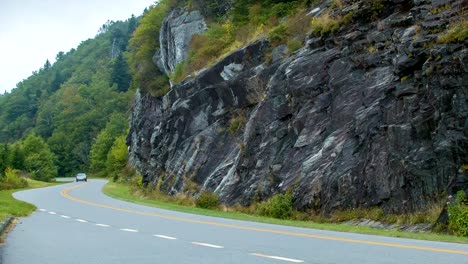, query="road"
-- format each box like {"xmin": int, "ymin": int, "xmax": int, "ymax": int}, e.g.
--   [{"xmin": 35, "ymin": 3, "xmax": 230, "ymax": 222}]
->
[{"xmin": 1, "ymin": 179, "xmax": 467, "ymax": 264}]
